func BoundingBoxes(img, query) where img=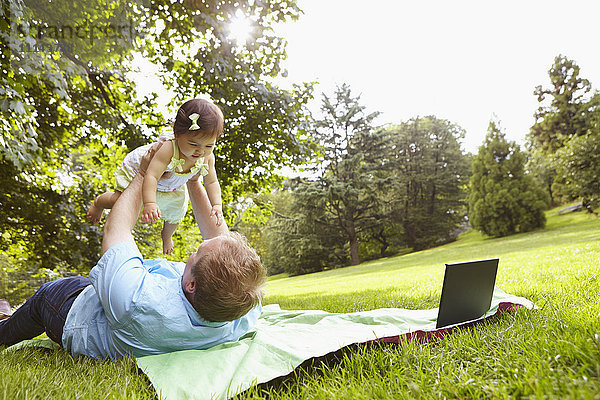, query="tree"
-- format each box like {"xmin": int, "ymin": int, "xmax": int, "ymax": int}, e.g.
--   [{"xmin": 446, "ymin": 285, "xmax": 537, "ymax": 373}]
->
[
  {"xmin": 301, "ymin": 84, "xmax": 386, "ymax": 266},
  {"xmin": 469, "ymin": 120, "xmax": 549, "ymax": 237},
  {"xmin": 527, "ymin": 55, "xmax": 600, "ymax": 208},
  {"xmin": 254, "ymin": 84, "xmax": 389, "ymax": 273},
  {"xmin": 263, "ymin": 183, "xmax": 348, "ymax": 275},
  {"xmin": 385, "ymin": 117, "xmax": 471, "ymax": 250},
  {"xmin": 1, "ymin": 0, "xmax": 314, "ymax": 282},
  {"xmin": 552, "ymin": 92, "xmax": 600, "ymax": 212},
  {"xmin": 526, "ymin": 147, "xmax": 558, "ymax": 206},
  {"xmin": 529, "ymin": 55, "xmax": 592, "ymax": 153},
  {"xmin": 527, "ymin": 55, "xmax": 593, "ymax": 204},
  {"xmin": 1, "ymin": 0, "xmax": 150, "ymax": 278}
]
